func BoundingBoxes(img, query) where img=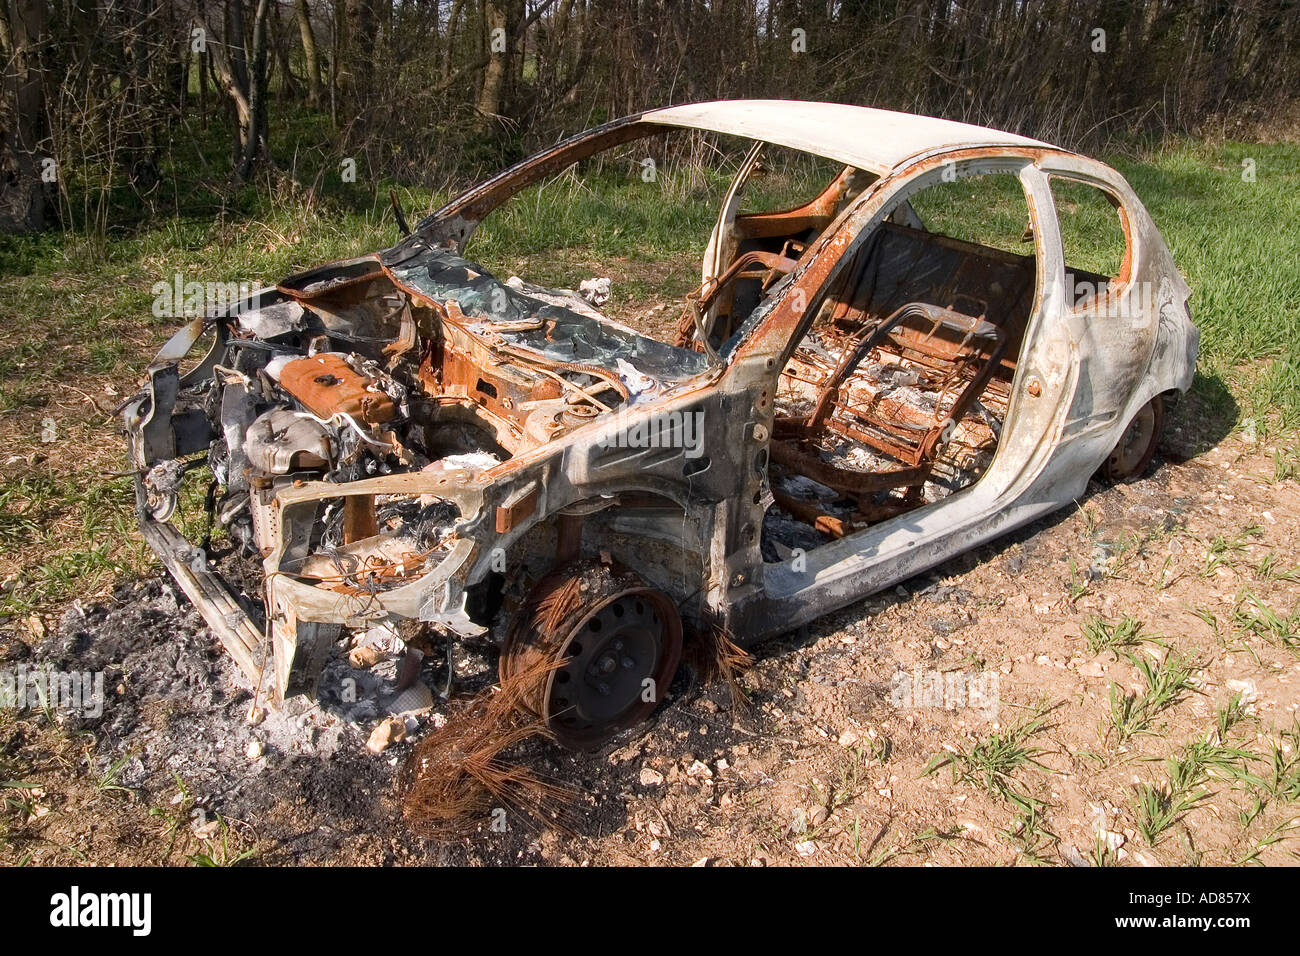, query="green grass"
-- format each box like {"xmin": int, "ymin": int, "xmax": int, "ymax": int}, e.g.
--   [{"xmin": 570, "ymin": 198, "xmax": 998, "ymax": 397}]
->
[
  {"xmin": 865, "ymin": 824, "xmax": 963, "ymax": 867},
  {"xmin": 907, "ymin": 171, "xmax": 1034, "ymax": 255},
  {"xmin": 1253, "ymin": 551, "xmax": 1300, "ymax": 583},
  {"xmin": 922, "ymin": 701, "xmax": 1056, "ymax": 814},
  {"xmin": 1264, "ymin": 721, "xmax": 1300, "ymax": 804},
  {"xmin": 1121, "ymin": 697, "xmax": 1300, "ymax": 860},
  {"xmin": 0, "ymin": 471, "xmax": 147, "ymax": 615},
  {"xmin": 1203, "ymin": 525, "xmax": 1263, "ymax": 578},
  {"xmin": 1273, "ymin": 446, "xmax": 1300, "ymax": 482},
  {"xmin": 96, "ymin": 750, "xmax": 138, "ymax": 795},
  {"xmin": 1231, "ymin": 589, "xmax": 1300, "ymax": 659},
  {"xmin": 1115, "ymin": 141, "xmax": 1300, "ymax": 429},
  {"xmin": 1133, "ymin": 778, "xmax": 1208, "ymax": 847},
  {"xmin": 1081, "ymin": 614, "xmax": 1155, "ymax": 655},
  {"xmin": 1105, "ymin": 650, "xmax": 1198, "ymax": 746},
  {"xmin": 1132, "ymin": 727, "xmax": 1259, "ymax": 847},
  {"xmin": 185, "ymin": 816, "xmax": 259, "ymax": 867}
]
